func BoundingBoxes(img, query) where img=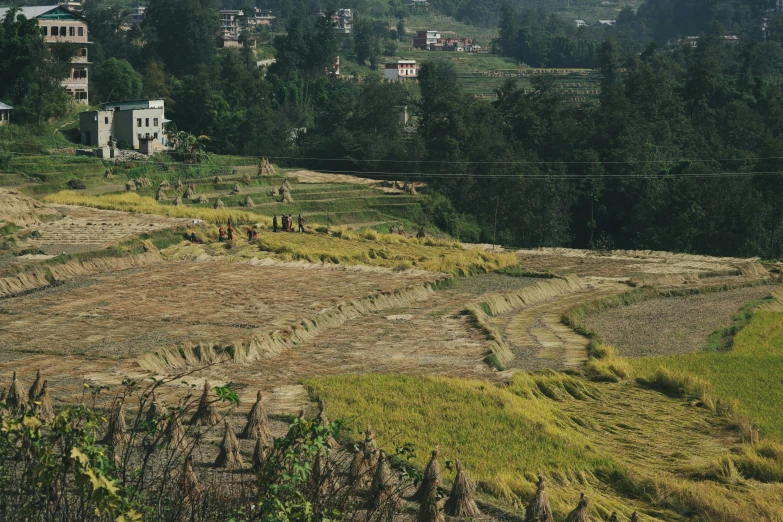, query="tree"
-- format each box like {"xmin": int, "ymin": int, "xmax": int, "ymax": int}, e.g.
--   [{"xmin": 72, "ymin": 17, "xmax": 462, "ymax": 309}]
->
[
  {"xmin": 0, "ymin": 8, "xmax": 74, "ymax": 123},
  {"xmin": 91, "ymin": 58, "xmax": 142, "ymax": 103},
  {"xmin": 144, "ymin": 0, "xmax": 219, "ymax": 76}
]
